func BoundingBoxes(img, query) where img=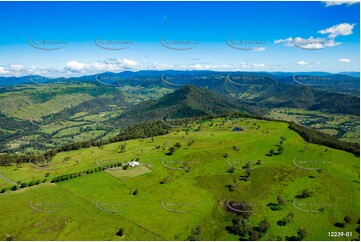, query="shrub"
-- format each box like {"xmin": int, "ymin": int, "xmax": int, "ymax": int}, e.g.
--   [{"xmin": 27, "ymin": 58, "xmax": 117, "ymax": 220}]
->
[
  {"xmin": 334, "ymin": 222, "xmax": 345, "ymax": 228},
  {"xmin": 299, "ymin": 189, "xmax": 313, "ymax": 198},
  {"xmin": 277, "ymin": 195, "xmax": 286, "ymax": 206},
  {"xmin": 116, "ymin": 228, "xmax": 124, "ymax": 237},
  {"xmin": 344, "ymin": 216, "xmax": 352, "ymax": 224},
  {"xmin": 267, "ymin": 202, "xmax": 283, "ymax": 211},
  {"xmin": 297, "ymin": 228, "xmax": 307, "ymax": 240},
  {"xmin": 20, "ymin": 183, "xmax": 28, "ymax": 188}
]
